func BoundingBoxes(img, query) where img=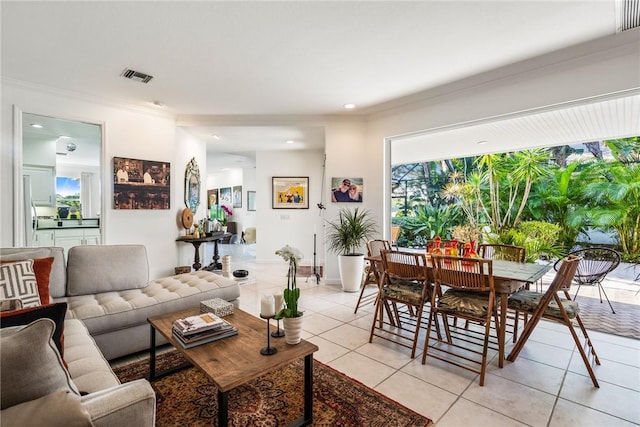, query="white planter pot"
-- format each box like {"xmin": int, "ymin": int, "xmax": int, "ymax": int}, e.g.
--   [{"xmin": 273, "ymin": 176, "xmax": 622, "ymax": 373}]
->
[
  {"xmin": 338, "ymin": 254, "xmax": 365, "ymax": 293},
  {"xmin": 283, "ymin": 316, "xmax": 303, "ymax": 345}
]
